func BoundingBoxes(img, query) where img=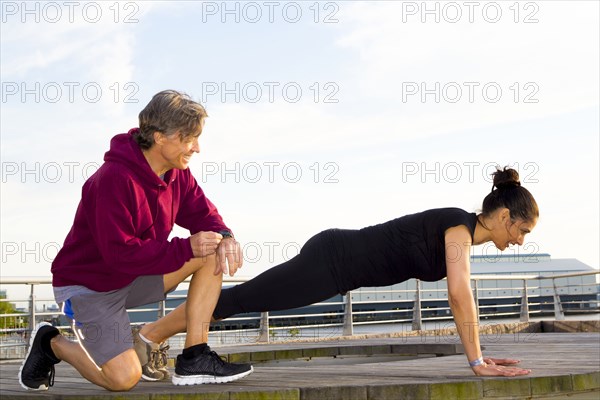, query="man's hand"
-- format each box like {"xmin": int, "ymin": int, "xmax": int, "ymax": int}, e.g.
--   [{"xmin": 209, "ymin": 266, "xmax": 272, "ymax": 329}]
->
[
  {"xmin": 190, "ymin": 231, "xmax": 223, "ymax": 257},
  {"xmin": 215, "ymin": 238, "xmax": 243, "ymax": 276}
]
